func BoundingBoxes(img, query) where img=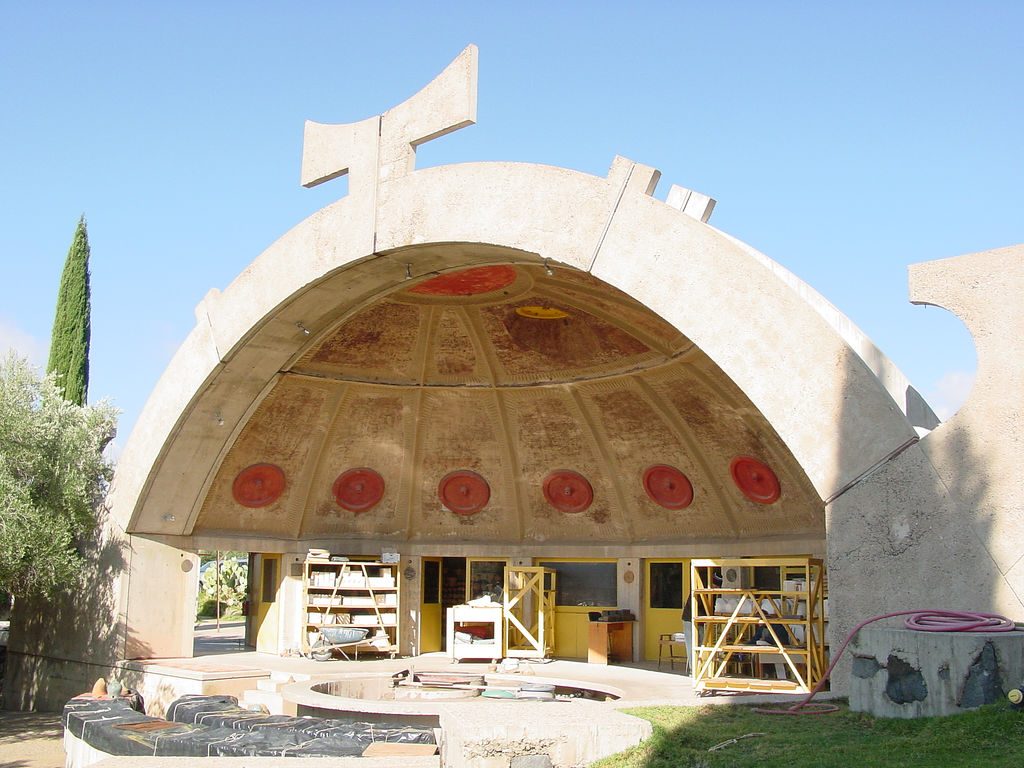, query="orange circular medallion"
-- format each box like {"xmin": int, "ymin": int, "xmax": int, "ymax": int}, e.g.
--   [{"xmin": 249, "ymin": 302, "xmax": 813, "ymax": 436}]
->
[
  {"xmin": 333, "ymin": 468, "xmax": 385, "ymax": 512},
  {"xmin": 232, "ymin": 464, "xmax": 286, "ymax": 508},
  {"xmin": 730, "ymin": 457, "xmax": 781, "ymax": 504},
  {"xmin": 643, "ymin": 464, "xmax": 694, "ymax": 509},
  {"xmin": 542, "ymin": 470, "xmax": 594, "ymax": 513},
  {"xmin": 438, "ymin": 470, "xmax": 490, "ymax": 516}
]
